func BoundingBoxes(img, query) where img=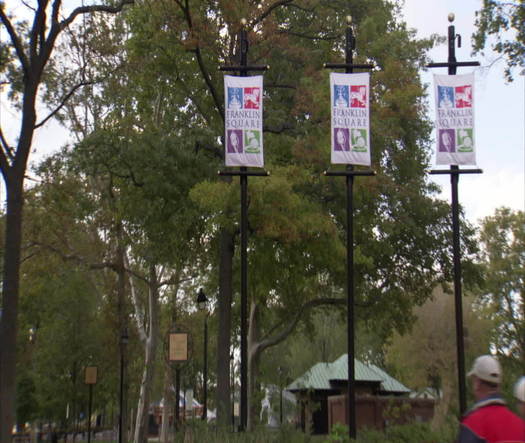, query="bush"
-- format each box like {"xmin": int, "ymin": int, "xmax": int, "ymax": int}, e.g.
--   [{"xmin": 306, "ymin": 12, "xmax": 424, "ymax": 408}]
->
[
  {"xmin": 352, "ymin": 421, "xmax": 457, "ymax": 443},
  {"xmin": 172, "ymin": 421, "xmax": 322, "ymax": 442}
]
